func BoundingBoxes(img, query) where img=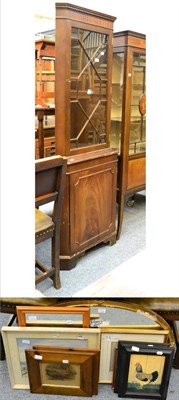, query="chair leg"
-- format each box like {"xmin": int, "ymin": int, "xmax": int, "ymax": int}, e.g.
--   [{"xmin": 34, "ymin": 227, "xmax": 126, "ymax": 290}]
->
[{"xmin": 52, "ymin": 236, "xmax": 61, "ymax": 289}]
